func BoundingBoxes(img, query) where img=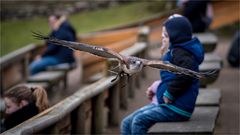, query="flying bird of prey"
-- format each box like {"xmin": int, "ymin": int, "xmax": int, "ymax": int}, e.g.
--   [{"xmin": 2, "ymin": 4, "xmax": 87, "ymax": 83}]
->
[{"xmin": 32, "ymin": 32, "xmax": 215, "ymax": 80}]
